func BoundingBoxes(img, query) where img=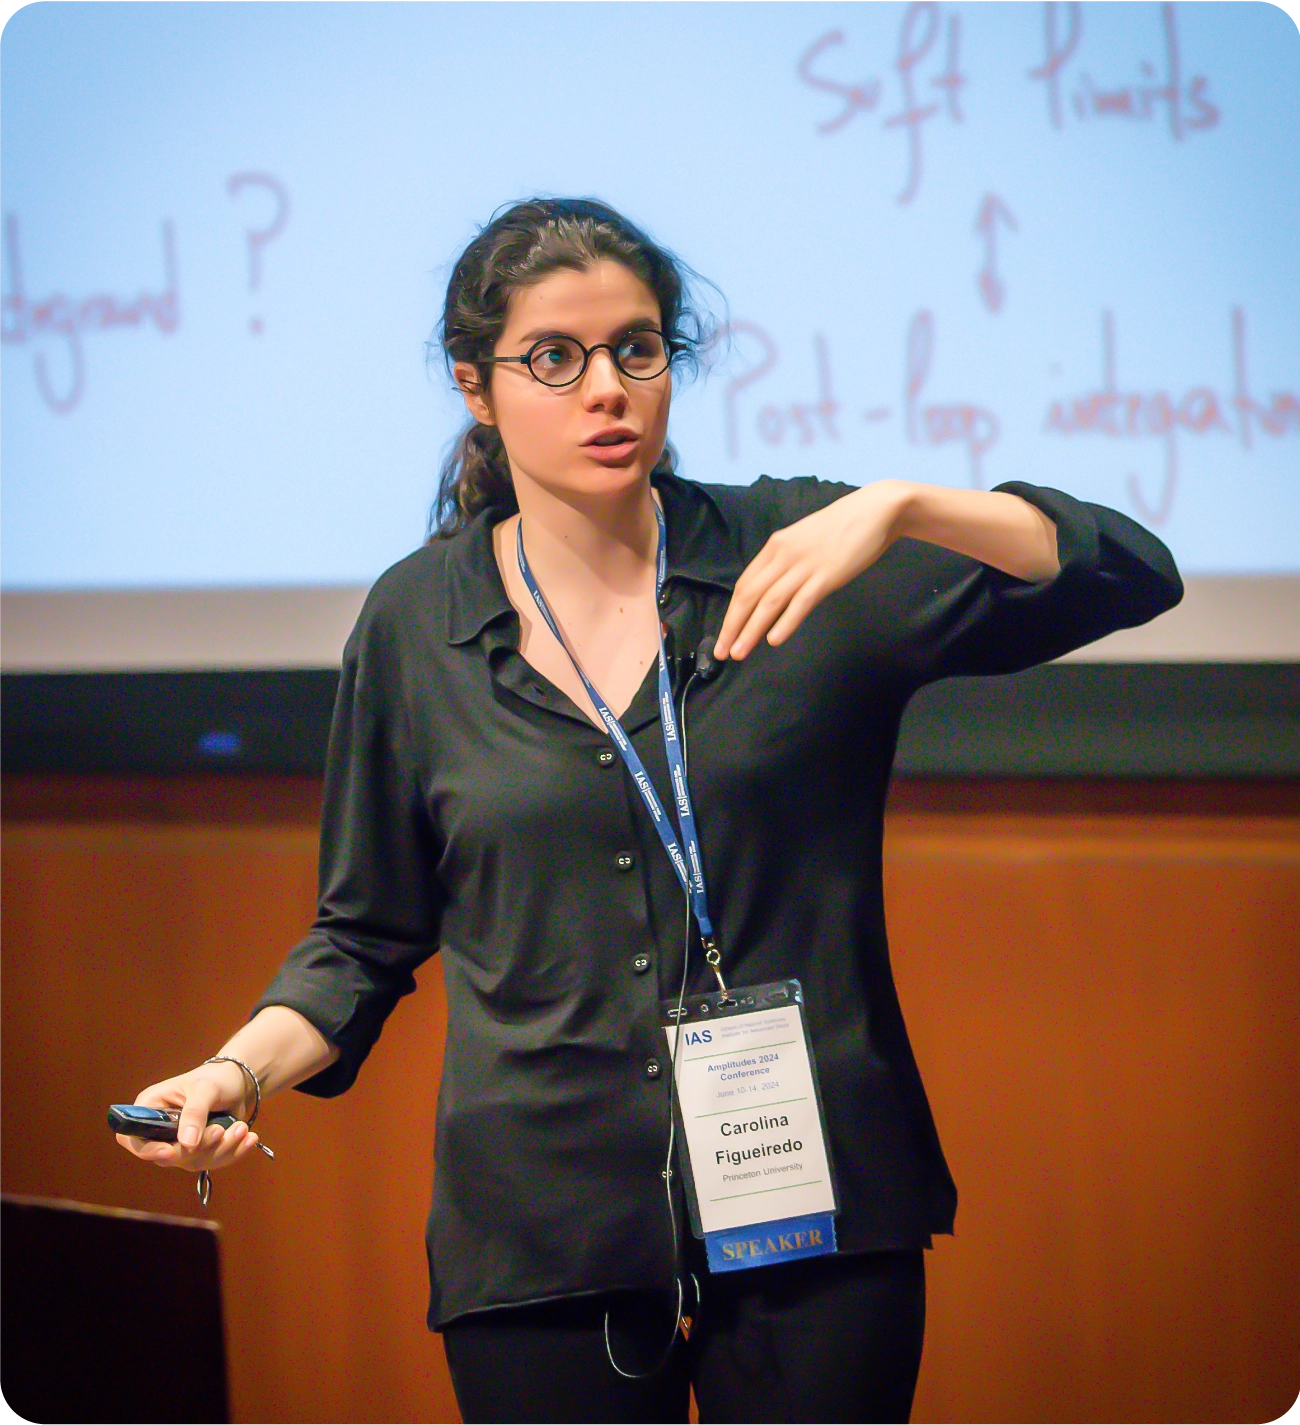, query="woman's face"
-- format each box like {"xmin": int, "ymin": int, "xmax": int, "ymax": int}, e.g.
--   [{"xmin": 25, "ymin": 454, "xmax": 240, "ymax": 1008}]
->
[{"xmin": 454, "ymin": 259, "xmax": 671, "ymax": 504}]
